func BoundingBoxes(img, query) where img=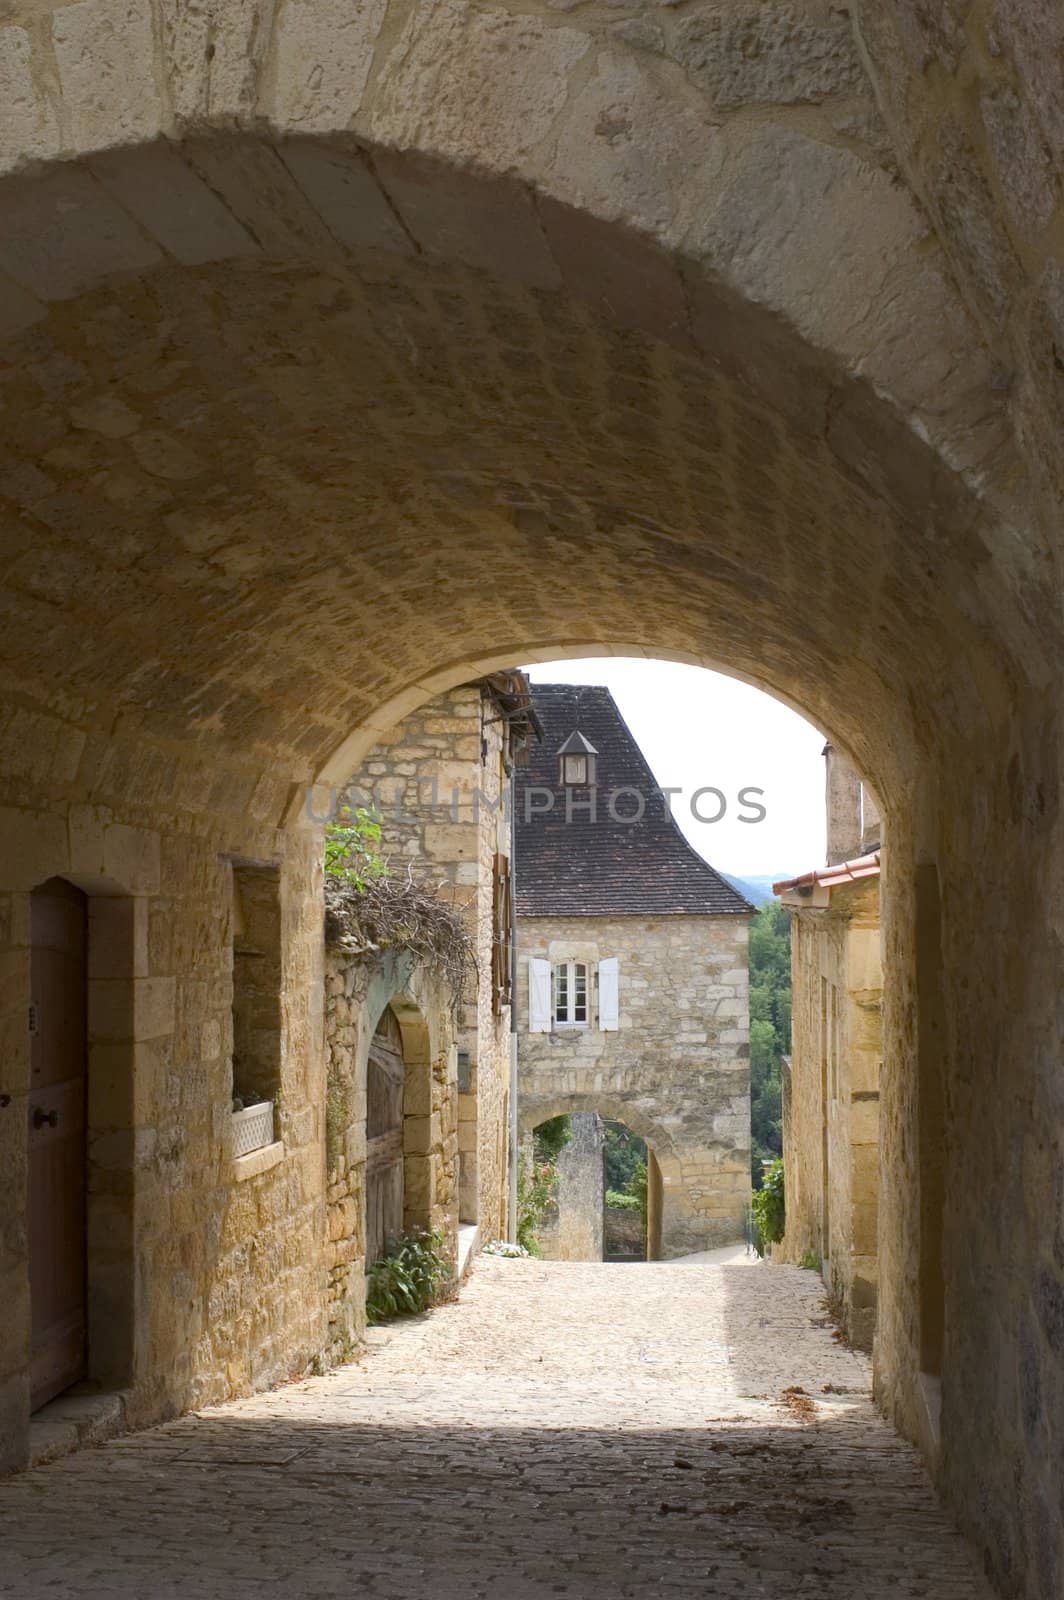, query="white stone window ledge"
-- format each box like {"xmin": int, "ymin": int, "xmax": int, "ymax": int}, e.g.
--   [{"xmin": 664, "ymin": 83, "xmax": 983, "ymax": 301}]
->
[{"xmin": 233, "ymin": 1141, "xmax": 285, "ymax": 1183}]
